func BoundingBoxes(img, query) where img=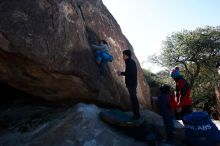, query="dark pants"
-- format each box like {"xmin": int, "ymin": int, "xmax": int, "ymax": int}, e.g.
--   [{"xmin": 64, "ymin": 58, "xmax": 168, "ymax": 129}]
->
[
  {"xmin": 99, "ymin": 60, "xmax": 107, "ymax": 78},
  {"xmin": 176, "ymin": 105, "xmax": 192, "ymax": 120},
  {"xmin": 127, "ymin": 86, "xmax": 140, "ymax": 118},
  {"xmin": 163, "ymin": 116, "xmax": 174, "ymax": 140}
]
